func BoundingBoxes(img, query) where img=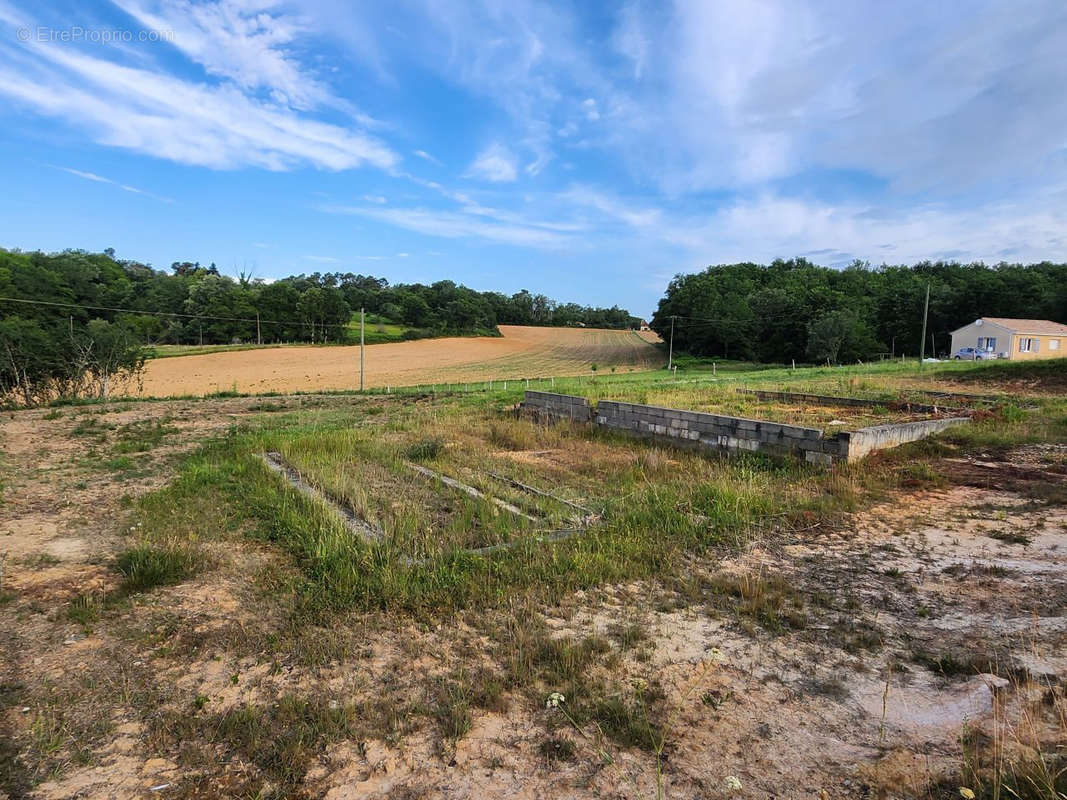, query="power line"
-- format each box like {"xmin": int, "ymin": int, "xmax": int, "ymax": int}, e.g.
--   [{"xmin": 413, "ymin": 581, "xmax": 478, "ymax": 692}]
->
[{"xmin": 0, "ymin": 295, "xmax": 353, "ymax": 330}]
